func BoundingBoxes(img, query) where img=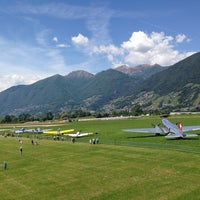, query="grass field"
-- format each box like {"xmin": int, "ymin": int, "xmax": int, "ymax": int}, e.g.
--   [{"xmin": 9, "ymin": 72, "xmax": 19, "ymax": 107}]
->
[{"xmin": 0, "ymin": 115, "xmax": 200, "ymax": 199}]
